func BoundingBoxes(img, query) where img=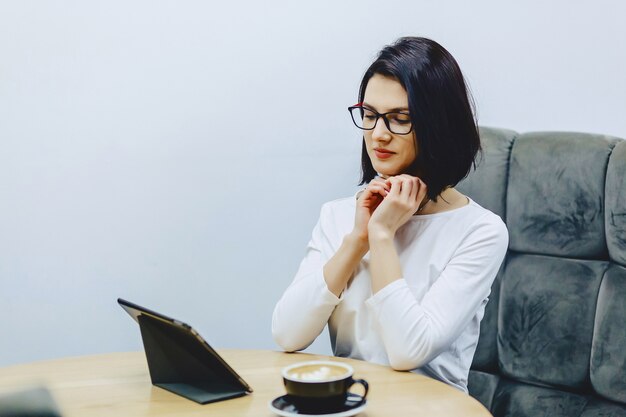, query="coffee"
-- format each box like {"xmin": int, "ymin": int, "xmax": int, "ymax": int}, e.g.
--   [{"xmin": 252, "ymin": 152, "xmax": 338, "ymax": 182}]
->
[
  {"xmin": 287, "ymin": 364, "xmax": 349, "ymax": 382},
  {"xmin": 281, "ymin": 360, "xmax": 369, "ymax": 413}
]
